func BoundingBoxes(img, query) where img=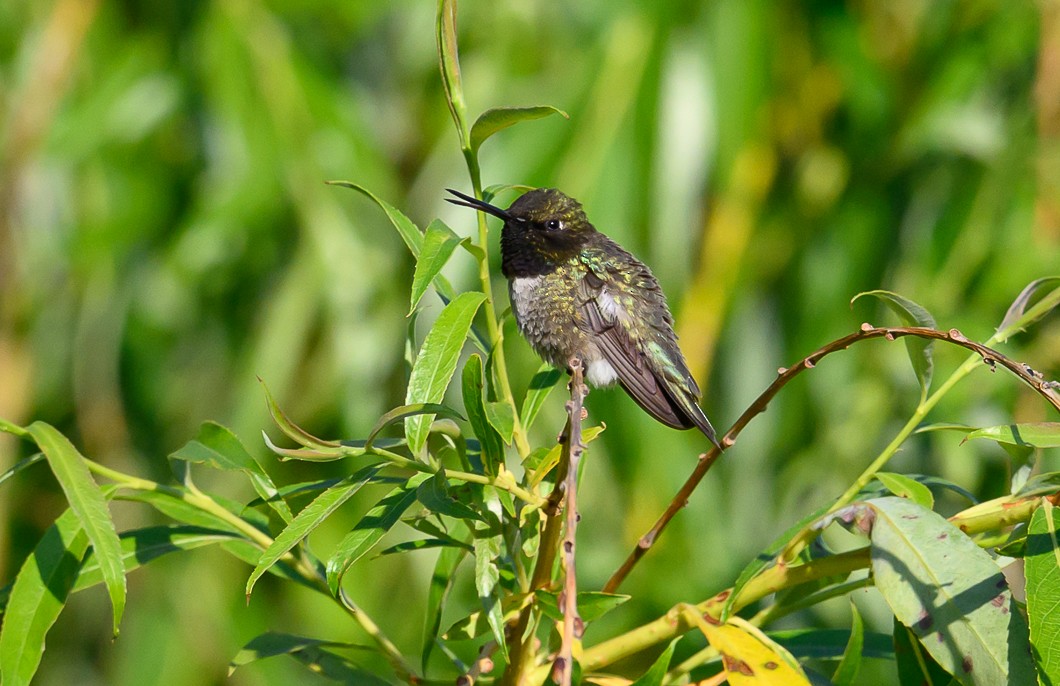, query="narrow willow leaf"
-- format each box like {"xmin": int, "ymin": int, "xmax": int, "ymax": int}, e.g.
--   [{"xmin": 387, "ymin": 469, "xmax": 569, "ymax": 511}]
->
[
  {"xmin": 462, "ymin": 354, "xmax": 504, "ymax": 473},
  {"xmin": 246, "ymin": 464, "xmax": 382, "ymax": 599},
  {"xmin": 832, "ymin": 601, "xmax": 864, "ymax": 686},
  {"xmin": 1026, "ymin": 499, "xmax": 1060, "ymax": 684},
  {"xmin": 0, "ymin": 509, "xmax": 87, "ymax": 686},
  {"xmin": 0, "ymin": 452, "xmax": 44, "ymax": 488},
  {"xmin": 259, "ymin": 378, "xmax": 339, "ymax": 449},
  {"xmin": 1019, "ymin": 472, "xmax": 1060, "ymax": 498},
  {"xmin": 436, "ymin": 0, "xmax": 468, "ymax": 142},
  {"xmin": 229, "ymin": 632, "xmax": 388, "ymax": 685},
  {"xmin": 721, "ymin": 503, "xmax": 833, "ymax": 621},
  {"xmin": 326, "ymin": 181, "xmax": 423, "ymax": 256},
  {"xmin": 893, "ymin": 620, "xmax": 955, "ymax": 686},
  {"xmin": 171, "ymin": 422, "xmax": 292, "ymax": 522},
  {"xmin": 24, "ymin": 422, "xmax": 125, "ymax": 637},
  {"xmin": 262, "ymin": 432, "xmax": 349, "ymax": 462},
  {"xmin": 410, "ymin": 219, "xmax": 465, "ymax": 314},
  {"xmin": 868, "ymin": 496, "xmax": 1035, "ymax": 685},
  {"xmin": 915, "ymin": 423, "xmax": 974, "ymax": 435},
  {"xmin": 365, "ymin": 403, "xmax": 464, "ymax": 450},
  {"xmin": 405, "ymin": 292, "xmax": 486, "ymax": 456},
  {"xmin": 377, "ymin": 538, "xmax": 468, "ymax": 557},
  {"xmin": 997, "ymin": 277, "xmax": 1060, "ymax": 339},
  {"xmin": 629, "ymin": 637, "xmax": 681, "ymax": 686},
  {"xmin": 422, "ymin": 525, "xmax": 469, "ymax": 671},
  {"xmin": 520, "ymin": 365, "xmax": 562, "ymax": 431},
  {"xmin": 876, "ymin": 472, "xmax": 934, "ymax": 509},
  {"xmin": 526, "ymin": 424, "xmax": 605, "ymax": 488},
  {"xmin": 324, "ymin": 477, "xmax": 425, "ymax": 595},
  {"xmin": 74, "ymin": 526, "xmax": 242, "ymax": 593},
  {"xmin": 469, "ymin": 105, "xmax": 569, "ymax": 154},
  {"xmin": 116, "ymin": 489, "xmax": 245, "ymax": 533},
  {"xmin": 484, "ymin": 401, "xmax": 515, "ymax": 445},
  {"xmin": 966, "ymin": 423, "xmax": 1060, "ymax": 448},
  {"xmin": 693, "ymin": 620, "xmax": 811, "ymax": 685},
  {"xmin": 852, "ymin": 290, "xmax": 936, "ymax": 400},
  {"xmin": 535, "ymin": 590, "xmax": 630, "ymax": 623},
  {"xmin": 416, "ymin": 470, "xmax": 483, "ymax": 522},
  {"xmin": 473, "ymin": 524, "xmax": 507, "ymax": 658}
]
